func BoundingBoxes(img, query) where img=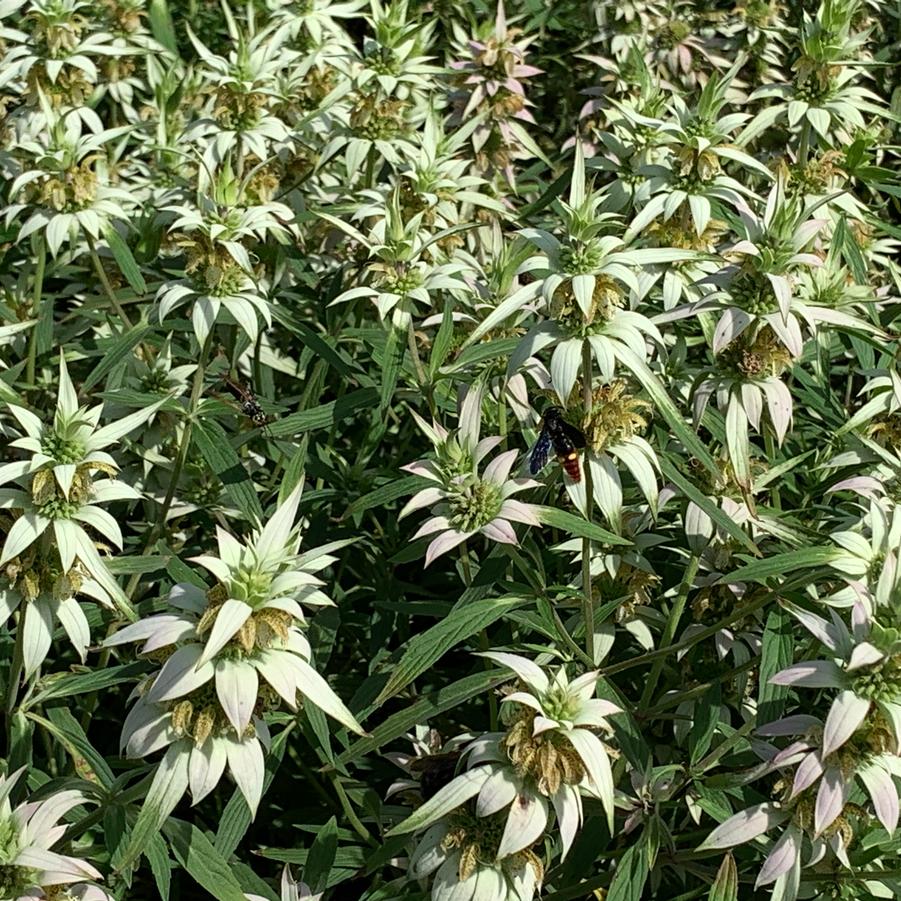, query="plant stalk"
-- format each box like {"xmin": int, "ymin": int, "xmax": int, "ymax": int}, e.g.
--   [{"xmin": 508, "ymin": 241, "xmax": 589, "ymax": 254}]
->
[
  {"xmin": 459, "ymin": 541, "xmax": 499, "ymax": 731},
  {"xmin": 328, "ymin": 771, "xmax": 378, "ymax": 847},
  {"xmin": 125, "ymin": 332, "xmax": 214, "ymax": 599},
  {"xmin": 580, "ymin": 340, "xmax": 596, "ymax": 662},
  {"xmin": 25, "ymin": 238, "xmax": 46, "ymax": 386},
  {"xmin": 85, "ymin": 231, "xmax": 134, "ymax": 329},
  {"xmin": 763, "ymin": 430, "xmax": 782, "ymax": 510},
  {"xmin": 639, "ymin": 555, "xmax": 700, "ymax": 710},
  {"xmin": 4, "ymin": 611, "xmax": 25, "ymax": 746},
  {"xmin": 798, "ymin": 119, "xmax": 811, "ymax": 166},
  {"xmin": 600, "ymin": 578, "xmax": 795, "ymax": 678},
  {"xmin": 406, "ymin": 319, "xmax": 436, "ymax": 417}
]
